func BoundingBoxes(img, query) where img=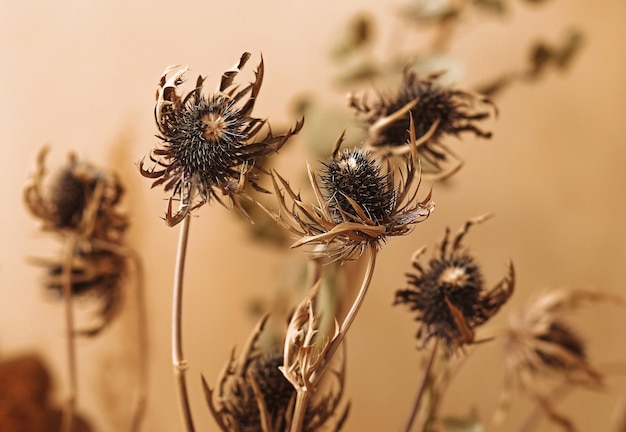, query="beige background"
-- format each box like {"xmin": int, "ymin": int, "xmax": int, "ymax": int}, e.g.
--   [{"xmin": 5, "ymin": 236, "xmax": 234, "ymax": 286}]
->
[{"xmin": 1, "ymin": 0, "xmax": 625, "ymax": 431}]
